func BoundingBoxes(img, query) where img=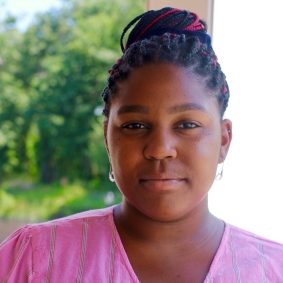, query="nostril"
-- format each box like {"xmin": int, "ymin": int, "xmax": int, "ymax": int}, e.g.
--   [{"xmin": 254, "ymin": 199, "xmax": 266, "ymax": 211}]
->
[
  {"xmin": 148, "ymin": 154, "xmax": 175, "ymax": 160},
  {"xmin": 144, "ymin": 141, "xmax": 177, "ymax": 160}
]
